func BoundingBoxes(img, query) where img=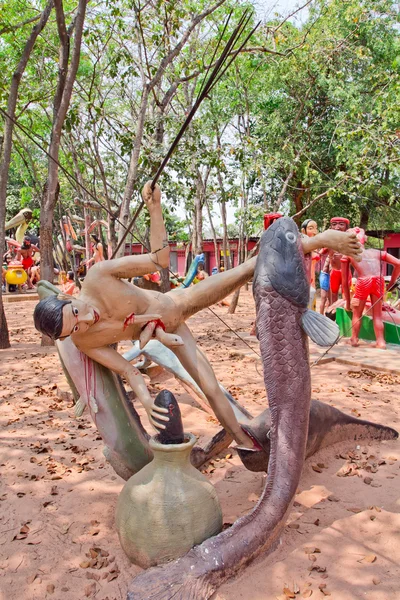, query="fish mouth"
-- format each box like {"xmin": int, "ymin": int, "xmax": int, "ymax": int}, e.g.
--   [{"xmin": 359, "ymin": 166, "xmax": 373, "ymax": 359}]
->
[{"xmin": 93, "ymin": 310, "xmax": 100, "ymax": 324}]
